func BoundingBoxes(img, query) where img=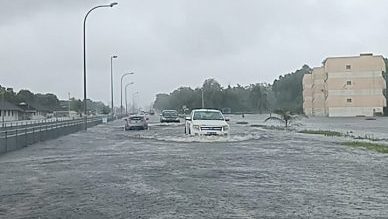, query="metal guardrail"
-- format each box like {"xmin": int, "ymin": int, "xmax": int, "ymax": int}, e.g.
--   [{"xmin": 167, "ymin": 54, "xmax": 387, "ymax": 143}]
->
[
  {"xmin": 0, "ymin": 117, "xmax": 72, "ymax": 129},
  {"xmin": 0, "ymin": 116, "xmax": 108, "ymax": 154},
  {"xmin": 0, "ymin": 118, "xmax": 76, "ymax": 132}
]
